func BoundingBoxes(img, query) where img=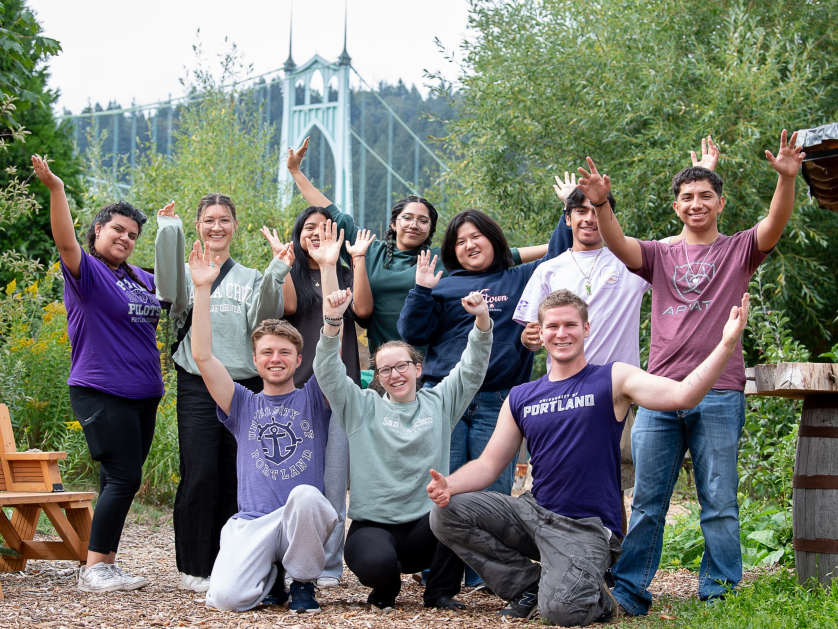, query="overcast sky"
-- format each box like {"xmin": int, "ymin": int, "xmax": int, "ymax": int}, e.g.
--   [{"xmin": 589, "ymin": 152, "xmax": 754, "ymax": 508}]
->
[{"xmin": 28, "ymin": 0, "xmax": 473, "ymax": 115}]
